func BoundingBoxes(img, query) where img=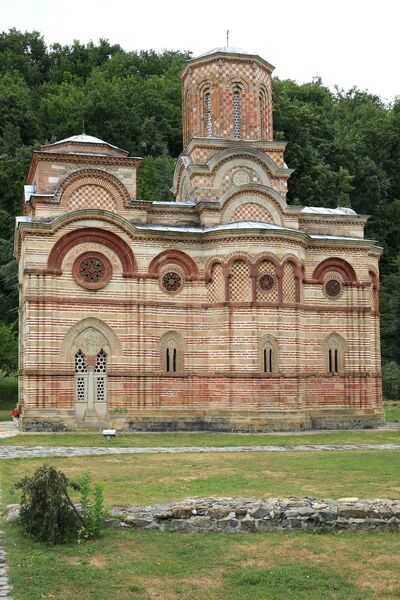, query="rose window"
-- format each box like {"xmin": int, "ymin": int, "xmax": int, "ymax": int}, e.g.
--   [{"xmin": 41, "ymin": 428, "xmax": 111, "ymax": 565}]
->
[
  {"xmin": 162, "ymin": 271, "xmax": 182, "ymax": 293},
  {"xmin": 79, "ymin": 257, "xmax": 106, "ymax": 283},
  {"xmin": 325, "ymin": 279, "xmax": 342, "ymax": 298},
  {"xmin": 73, "ymin": 251, "xmax": 112, "ymax": 290},
  {"xmin": 259, "ymin": 273, "xmax": 275, "ymax": 292}
]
